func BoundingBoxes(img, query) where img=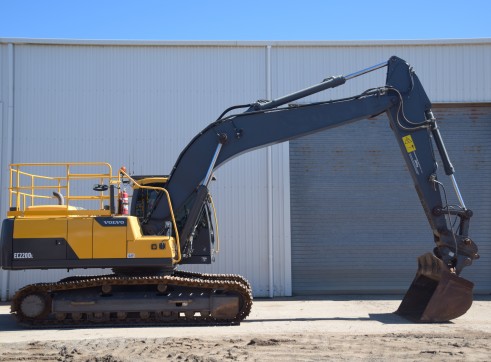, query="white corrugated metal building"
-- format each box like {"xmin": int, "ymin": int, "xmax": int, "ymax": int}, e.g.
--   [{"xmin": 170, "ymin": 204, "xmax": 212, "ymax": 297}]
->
[{"xmin": 1, "ymin": 38, "xmax": 490, "ymax": 300}]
